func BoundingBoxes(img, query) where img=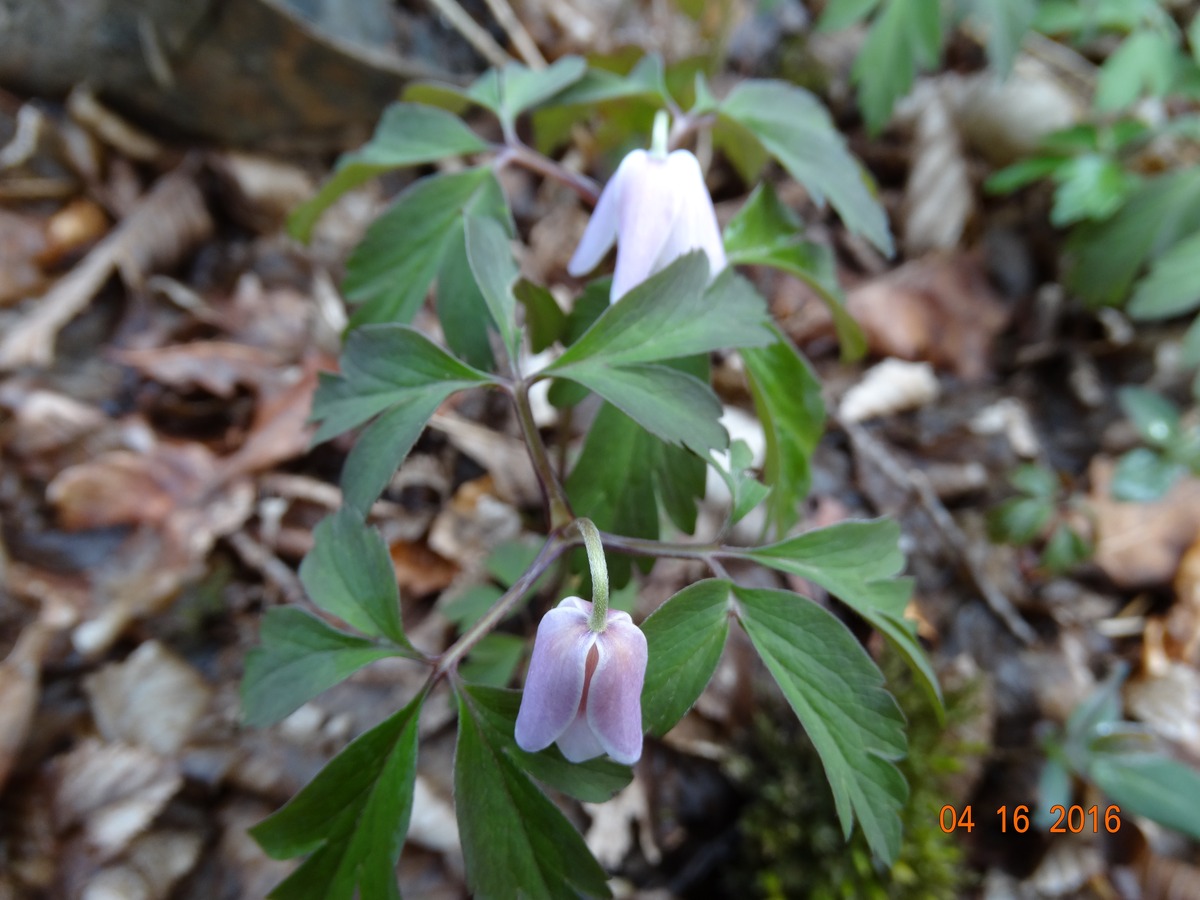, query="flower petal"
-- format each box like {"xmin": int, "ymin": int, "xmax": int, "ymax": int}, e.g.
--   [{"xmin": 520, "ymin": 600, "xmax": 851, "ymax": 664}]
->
[
  {"xmin": 514, "ymin": 604, "xmax": 594, "ymax": 753},
  {"xmin": 556, "ymin": 709, "xmax": 606, "ymax": 762},
  {"xmin": 585, "ymin": 614, "xmax": 648, "ymax": 765},
  {"xmin": 611, "ymin": 151, "xmax": 684, "ymax": 302},
  {"xmin": 567, "ymin": 152, "xmax": 627, "ymax": 277},
  {"xmin": 656, "ymin": 150, "xmax": 727, "ymax": 277}
]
